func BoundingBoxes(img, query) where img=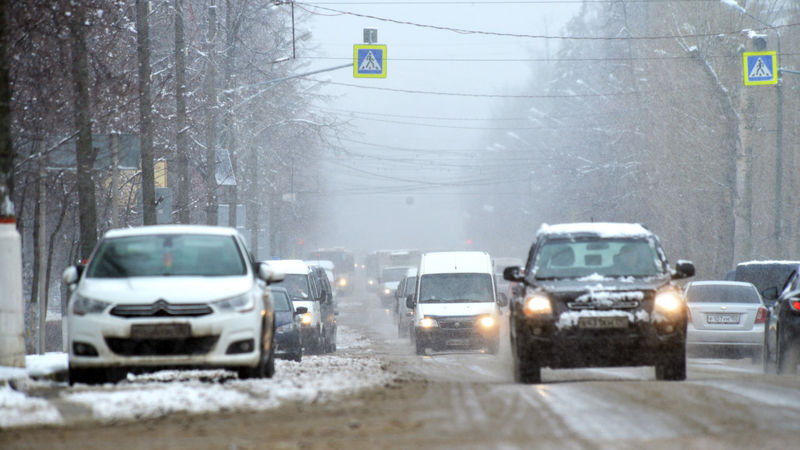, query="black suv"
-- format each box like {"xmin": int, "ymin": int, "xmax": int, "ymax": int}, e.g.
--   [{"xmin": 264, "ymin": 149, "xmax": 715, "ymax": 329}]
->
[
  {"xmin": 504, "ymin": 223, "xmax": 695, "ymax": 383},
  {"xmin": 764, "ymin": 265, "xmax": 800, "ymax": 374}
]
